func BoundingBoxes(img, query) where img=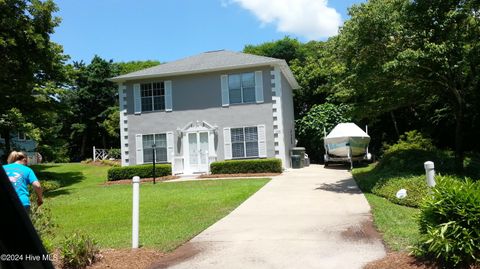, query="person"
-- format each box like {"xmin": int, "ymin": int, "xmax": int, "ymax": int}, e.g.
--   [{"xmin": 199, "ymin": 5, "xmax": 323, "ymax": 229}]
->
[{"xmin": 3, "ymin": 151, "xmax": 43, "ymax": 212}]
